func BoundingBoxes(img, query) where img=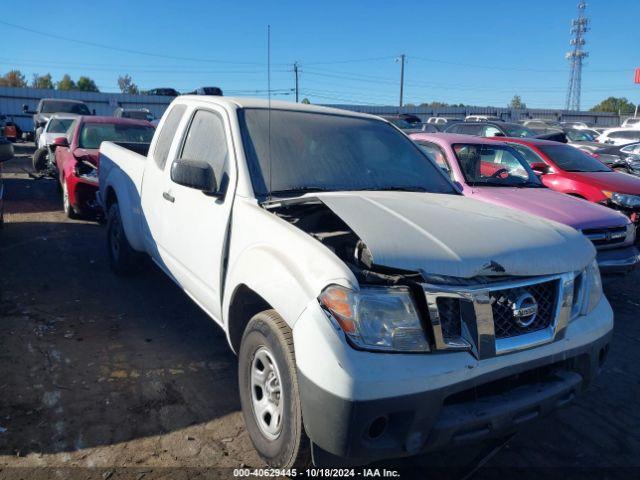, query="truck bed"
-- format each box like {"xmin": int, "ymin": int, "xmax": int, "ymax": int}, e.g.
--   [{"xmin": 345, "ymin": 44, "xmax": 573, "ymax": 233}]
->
[{"xmin": 99, "ymin": 141, "xmax": 150, "ymax": 195}]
